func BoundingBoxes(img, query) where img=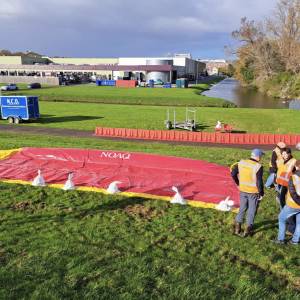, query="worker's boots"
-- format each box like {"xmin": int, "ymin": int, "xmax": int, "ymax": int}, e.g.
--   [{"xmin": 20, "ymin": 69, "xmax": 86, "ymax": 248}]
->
[
  {"xmin": 234, "ymin": 222, "xmax": 242, "ymax": 235},
  {"xmin": 243, "ymin": 225, "xmax": 254, "ymax": 237}
]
